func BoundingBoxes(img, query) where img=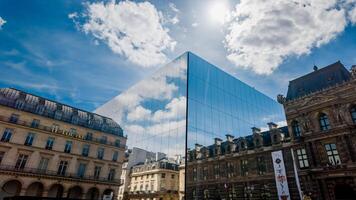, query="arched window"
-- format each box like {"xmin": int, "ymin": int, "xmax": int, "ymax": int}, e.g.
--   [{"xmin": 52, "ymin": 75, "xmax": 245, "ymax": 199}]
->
[
  {"xmin": 203, "ymin": 189, "xmax": 209, "ymax": 199},
  {"xmin": 291, "ymin": 121, "xmax": 301, "ymax": 137},
  {"xmin": 351, "ymin": 107, "xmax": 356, "ymax": 124},
  {"xmin": 319, "ymin": 113, "xmax": 331, "ymax": 131}
]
